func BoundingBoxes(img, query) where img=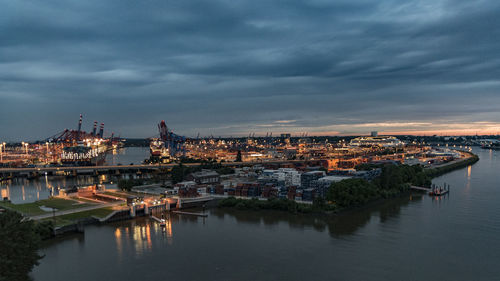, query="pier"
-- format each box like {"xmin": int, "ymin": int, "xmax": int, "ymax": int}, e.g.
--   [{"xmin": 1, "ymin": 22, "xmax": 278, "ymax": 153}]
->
[
  {"xmin": 410, "ymin": 186, "xmax": 432, "ymax": 192},
  {"xmin": 410, "ymin": 184, "xmax": 450, "ymax": 196},
  {"xmin": 172, "ymin": 210, "xmax": 208, "ymax": 217}
]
